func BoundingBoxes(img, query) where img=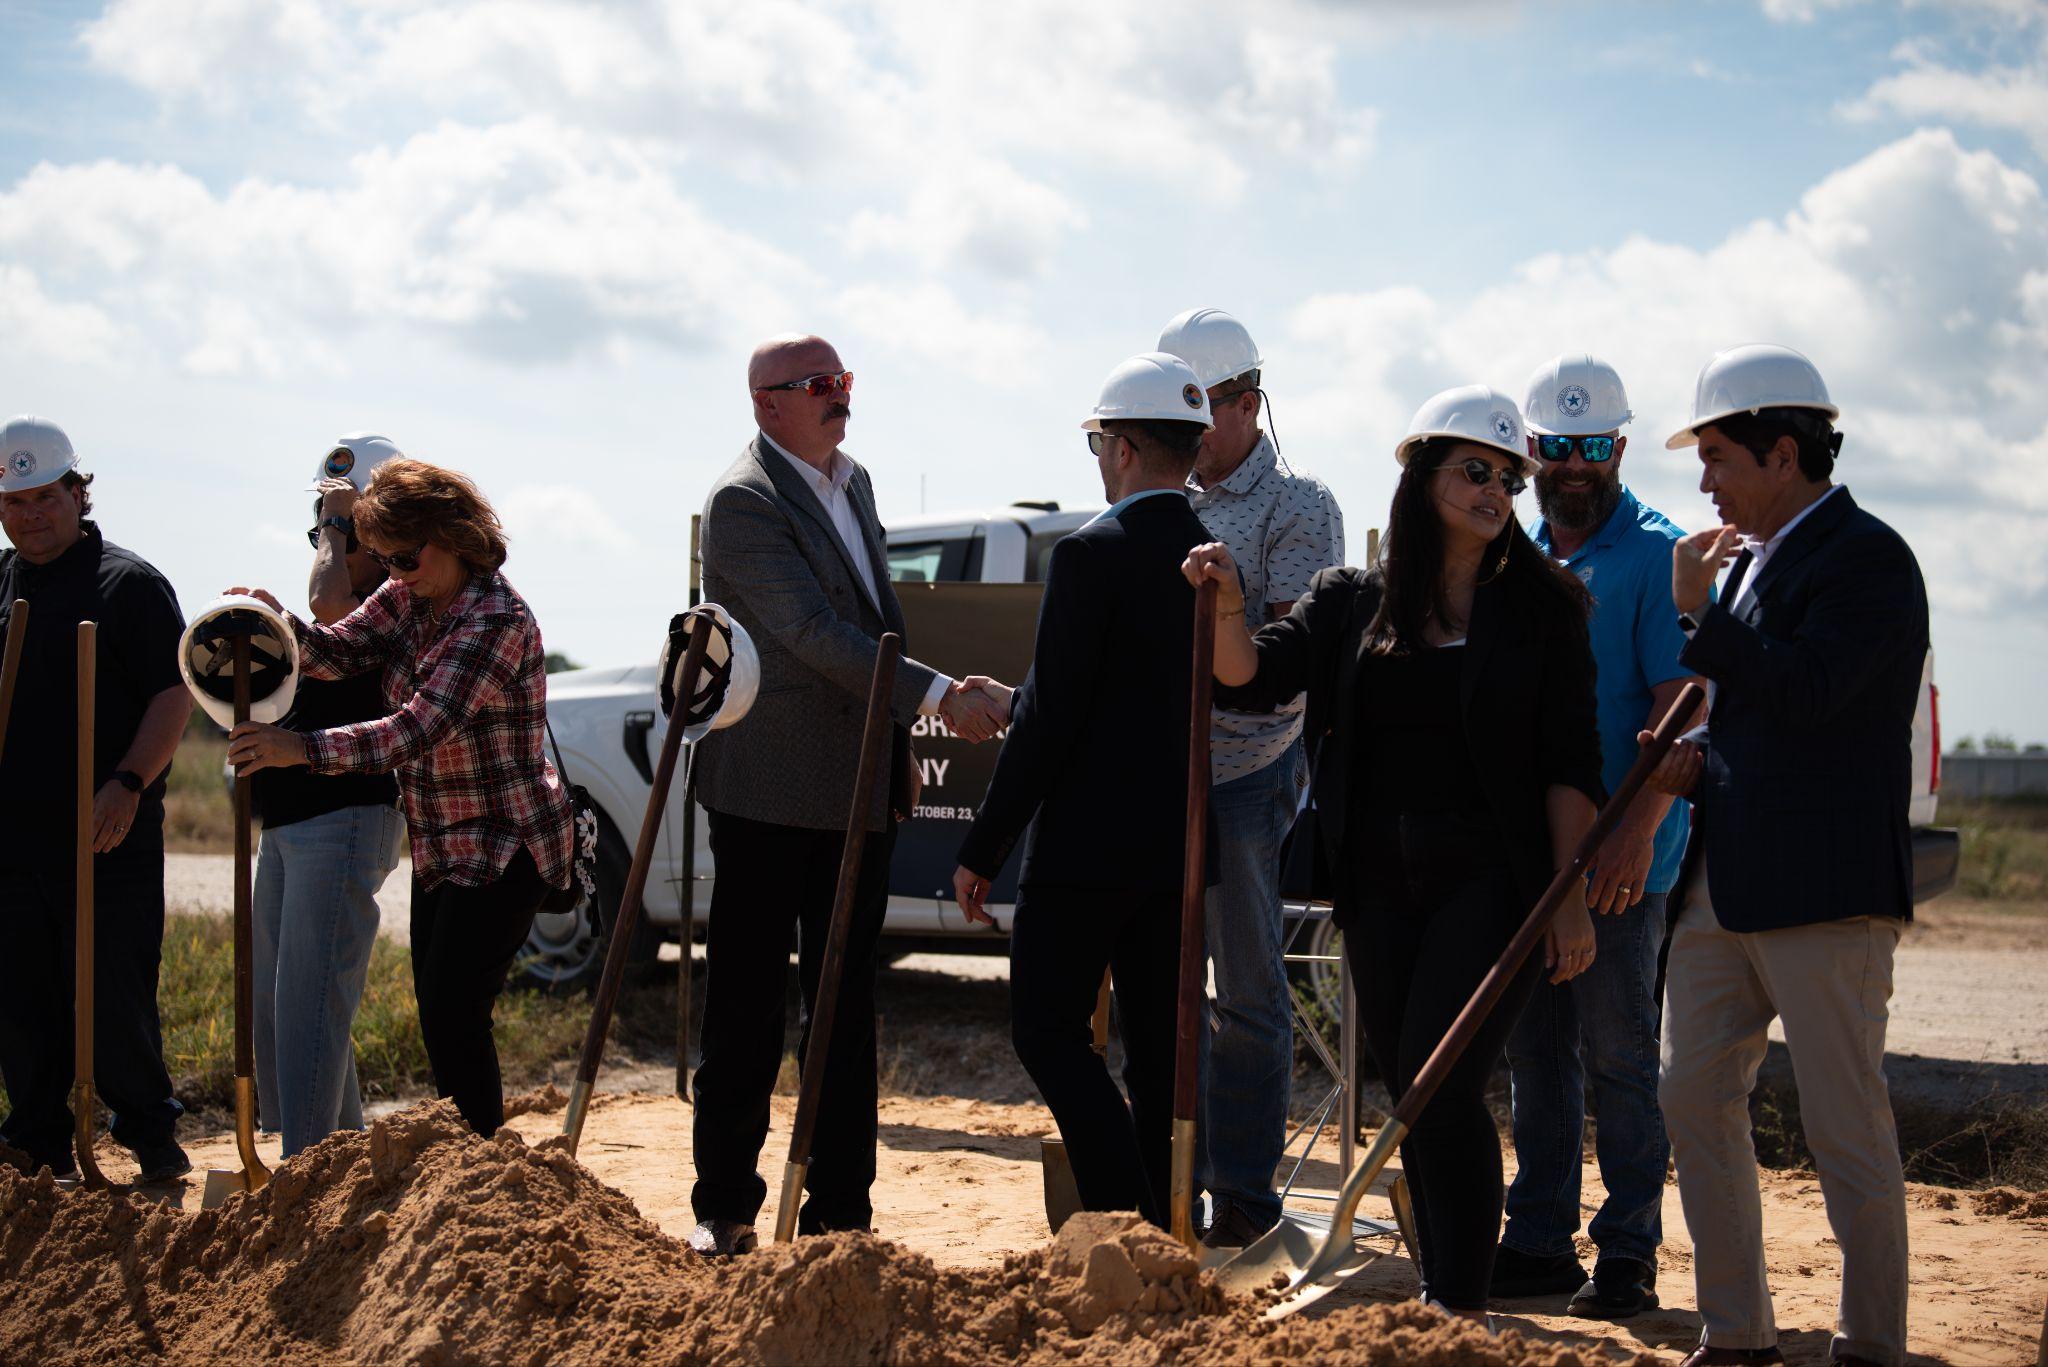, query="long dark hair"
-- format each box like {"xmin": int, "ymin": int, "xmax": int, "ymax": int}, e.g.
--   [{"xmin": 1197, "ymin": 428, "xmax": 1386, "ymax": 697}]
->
[{"xmin": 1365, "ymin": 439, "xmax": 1589, "ymax": 654}]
